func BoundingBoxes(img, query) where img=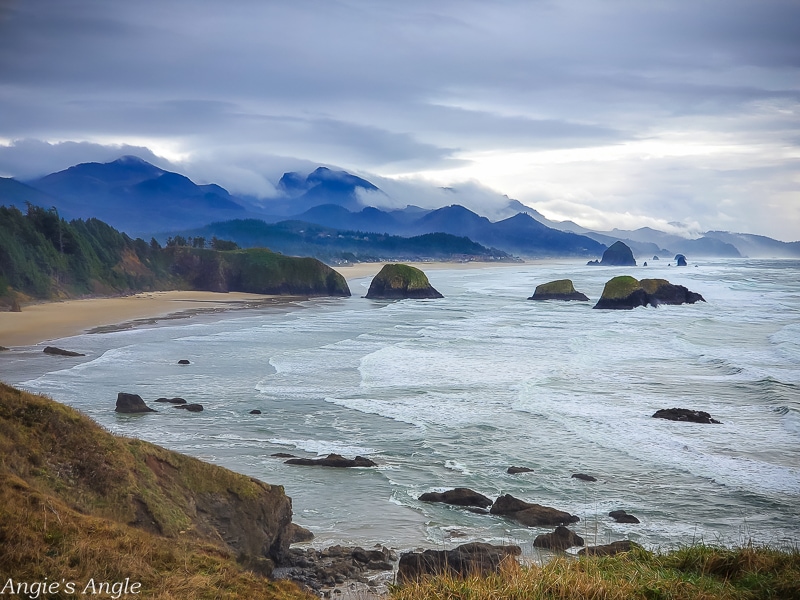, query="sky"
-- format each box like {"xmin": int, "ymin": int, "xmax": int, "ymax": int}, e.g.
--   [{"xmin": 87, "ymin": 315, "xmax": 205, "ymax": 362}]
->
[{"xmin": 0, "ymin": 1, "xmax": 798, "ymax": 240}]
